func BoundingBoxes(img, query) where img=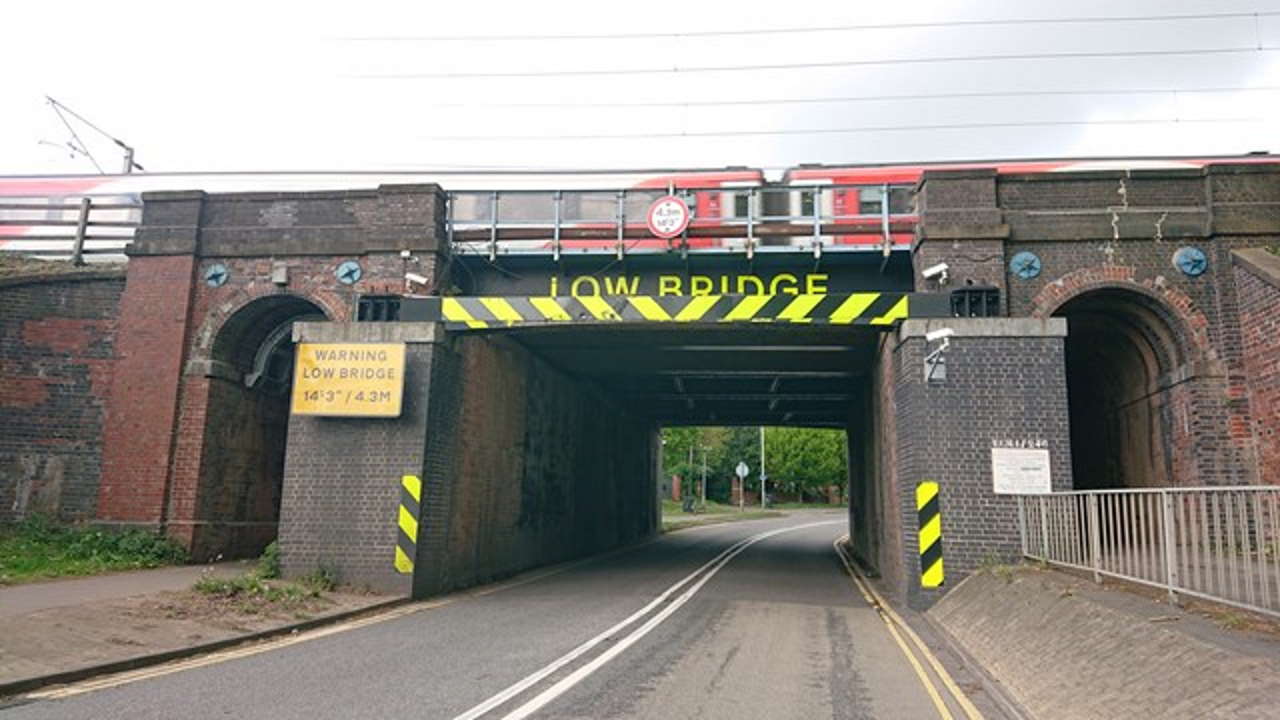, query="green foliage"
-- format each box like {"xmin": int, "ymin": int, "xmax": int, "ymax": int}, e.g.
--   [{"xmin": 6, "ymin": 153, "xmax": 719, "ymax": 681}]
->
[
  {"xmin": 193, "ymin": 559, "xmax": 336, "ymax": 614},
  {"xmin": 257, "ymin": 541, "xmax": 281, "ymax": 579},
  {"xmin": 661, "ymin": 426, "xmax": 848, "ymax": 503},
  {"xmin": 299, "ymin": 564, "xmax": 338, "ymax": 593},
  {"xmin": 0, "ymin": 515, "xmax": 188, "ymax": 584},
  {"xmin": 763, "ymin": 427, "xmax": 848, "ymax": 501}
]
